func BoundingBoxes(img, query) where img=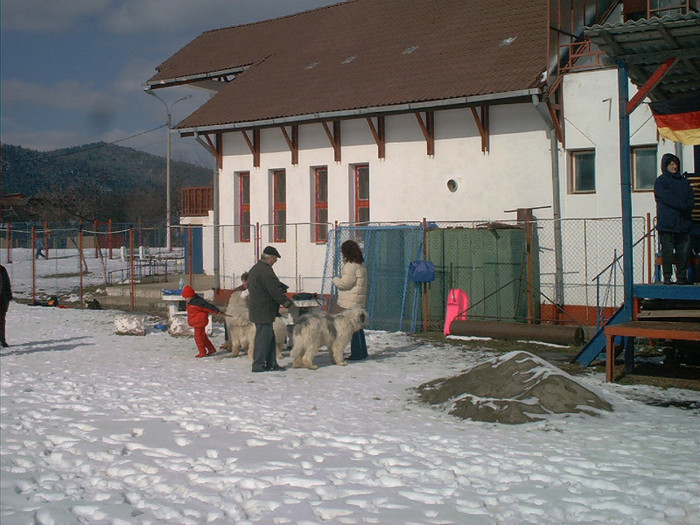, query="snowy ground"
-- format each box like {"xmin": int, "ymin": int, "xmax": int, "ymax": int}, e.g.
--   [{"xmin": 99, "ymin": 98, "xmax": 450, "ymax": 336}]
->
[{"xmin": 1, "ymin": 254, "xmax": 700, "ymax": 524}]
